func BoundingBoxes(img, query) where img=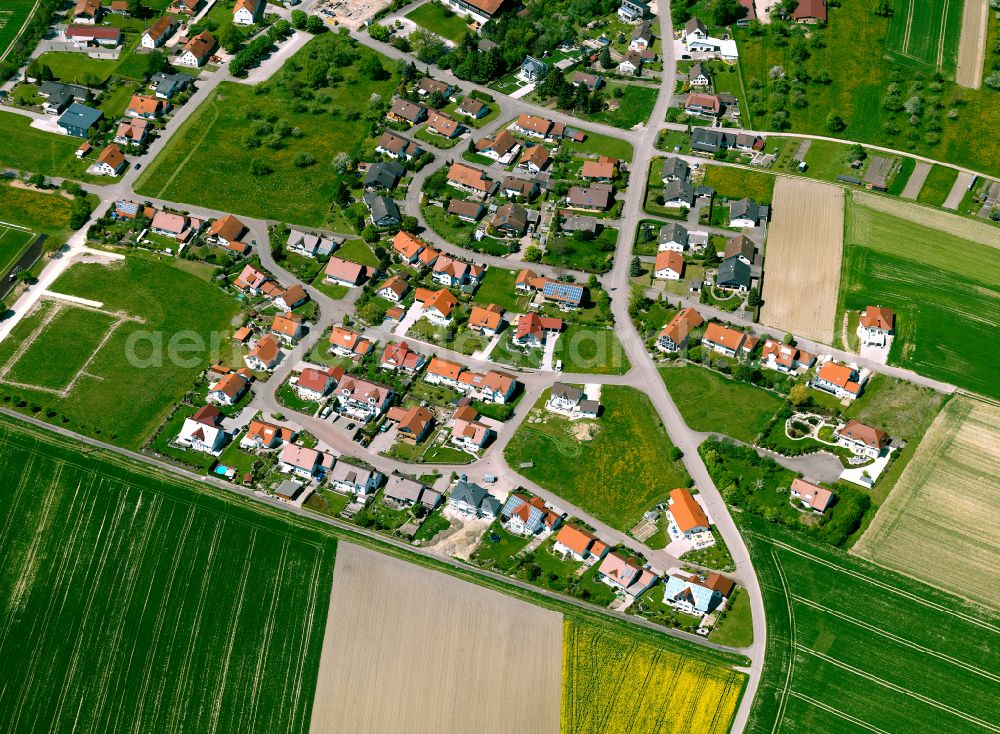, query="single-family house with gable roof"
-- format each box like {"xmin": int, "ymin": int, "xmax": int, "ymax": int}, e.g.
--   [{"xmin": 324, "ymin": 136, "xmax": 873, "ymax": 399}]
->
[
  {"xmin": 295, "ymin": 366, "xmax": 341, "ymax": 401},
  {"xmin": 716, "ymin": 256, "xmax": 752, "ymax": 292},
  {"xmin": 376, "ymin": 131, "xmax": 423, "ymax": 160},
  {"xmin": 335, "ymin": 376, "xmax": 393, "ymax": 421},
  {"xmin": 425, "ymin": 357, "xmax": 464, "ymax": 389},
  {"xmin": 363, "ymin": 161, "xmax": 405, "ymax": 191},
  {"xmin": 328, "ymin": 326, "xmax": 373, "ymax": 358},
  {"xmin": 553, "ymin": 525, "xmax": 609, "ymax": 562},
  {"xmin": 654, "ymin": 250, "xmax": 685, "ymax": 281},
  {"xmin": 475, "ymin": 130, "xmax": 520, "ymax": 164},
  {"xmin": 811, "ymin": 360, "xmax": 865, "ymax": 400},
  {"xmin": 377, "ymin": 275, "xmax": 409, "ymax": 302},
  {"xmin": 386, "ymin": 405, "xmax": 434, "ymax": 444},
  {"xmin": 759, "ymin": 339, "xmax": 815, "ymax": 374},
  {"xmin": 513, "ymin": 312, "xmax": 562, "ymax": 348},
  {"xmin": 572, "ymin": 71, "xmax": 603, "ymax": 90},
  {"xmin": 662, "ymin": 179, "xmax": 694, "ymax": 208},
  {"xmin": 392, "ymin": 231, "xmax": 427, "ymax": 265},
  {"xmin": 703, "ymin": 322, "xmax": 754, "ymax": 358},
  {"xmin": 233, "ymin": 0, "xmax": 263, "ymax": 25},
  {"xmin": 448, "ymin": 199, "xmax": 484, "ymax": 222},
  {"xmin": 501, "ymin": 494, "xmax": 561, "ymax": 536},
  {"xmin": 168, "ymin": 0, "xmax": 202, "ymax": 15},
  {"xmin": 241, "ymin": 419, "xmax": 295, "ymax": 450},
  {"xmin": 468, "ymin": 303, "xmax": 505, "ymax": 336},
  {"xmin": 657, "ymin": 307, "xmax": 704, "ymax": 353},
  {"xmin": 724, "ymin": 234, "xmax": 755, "ymax": 264},
  {"xmin": 667, "ymin": 488, "xmax": 711, "ymax": 544},
  {"xmin": 448, "ymin": 480, "xmax": 501, "ymax": 518},
  {"xmin": 517, "ymin": 144, "xmax": 550, "ymax": 174},
  {"xmin": 662, "ymin": 572, "xmax": 731, "ymax": 614},
  {"xmin": 207, "ymin": 214, "xmax": 247, "ymax": 247},
  {"xmin": 388, "ymin": 97, "xmax": 427, "ymax": 125},
  {"xmin": 94, "ymin": 144, "xmax": 126, "ymax": 176},
  {"xmin": 176, "ymin": 405, "xmax": 227, "ymax": 453},
  {"xmin": 208, "ymin": 370, "xmax": 251, "ymax": 405},
  {"xmin": 432, "ymin": 254, "xmax": 483, "ymax": 288},
  {"xmin": 427, "ymin": 111, "xmax": 462, "ymax": 139},
  {"xmin": 417, "ymin": 77, "xmax": 454, "ymax": 98},
  {"xmin": 126, "ymin": 94, "xmax": 167, "ymax": 120},
  {"xmin": 661, "ymin": 156, "xmax": 690, "ymax": 183},
  {"xmin": 114, "ymin": 118, "xmax": 149, "ymax": 146},
  {"xmin": 363, "ymin": 192, "xmax": 401, "ymax": 227},
  {"xmin": 142, "ymin": 16, "xmax": 177, "ymax": 48},
  {"xmin": 542, "ymin": 281, "xmax": 584, "ymax": 309},
  {"xmin": 685, "ymin": 92, "xmax": 722, "ymax": 116},
  {"xmin": 324, "ymin": 256, "xmax": 369, "ymax": 287},
  {"xmin": 447, "ymin": 162, "xmax": 495, "ymax": 196},
  {"xmin": 286, "ymin": 229, "xmax": 337, "ymax": 258},
  {"xmin": 857, "ymin": 306, "xmax": 894, "ymax": 347},
  {"xmin": 658, "ymin": 222, "xmax": 689, "ymax": 252},
  {"xmin": 491, "ymin": 202, "xmax": 529, "ymax": 236},
  {"xmin": 511, "ymin": 113, "xmax": 554, "ymax": 140},
  {"xmin": 280, "ymin": 444, "xmax": 333, "ymax": 479},
  {"xmin": 580, "ymin": 156, "xmax": 617, "ymax": 182},
  {"xmin": 789, "ymin": 478, "xmax": 834, "ymax": 513},
  {"xmin": 729, "ymin": 198, "xmax": 765, "ymax": 228},
  {"xmin": 178, "ymin": 31, "xmax": 215, "ymax": 67},
  {"xmin": 792, "ymin": 0, "xmax": 827, "ymax": 23},
  {"xmin": 381, "ymin": 341, "xmax": 425, "ymax": 373},
  {"xmin": 835, "ymin": 419, "xmax": 888, "ymax": 458},
  {"xmin": 458, "ymin": 97, "xmax": 489, "ymax": 119},
  {"xmin": 617, "ymin": 51, "xmax": 644, "ymax": 75},
  {"xmin": 450, "ymin": 405, "xmax": 493, "ymax": 451},
  {"xmin": 598, "ymin": 553, "xmax": 658, "ymax": 598},
  {"xmin": 329, "ymin": 460, "xmax": 380, "ymax": 495},
  {"xmin": 234, "ymin": 264, "xmax": 271, "ymax": 295},
  {"xmin": 384, "ymin": 475, "xmax": 442, "ymax": 510},
  {"xmin": 415, "ymin": 288, "xmax": 458, "ymax": 325},
  {"xmin": 689, "ymin": 63, "xmax": 711, "ymax": 87},
  {"xmin": 567, "ymin": 184, "xmax": 613, "ymax": 211},
  {"xmin": 245, "ymin": 333, "xmax": 282, "ymax": 370},
  {"xmin": 271, "ymin": 311, "xmax": 305, "ymax": 343}
]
